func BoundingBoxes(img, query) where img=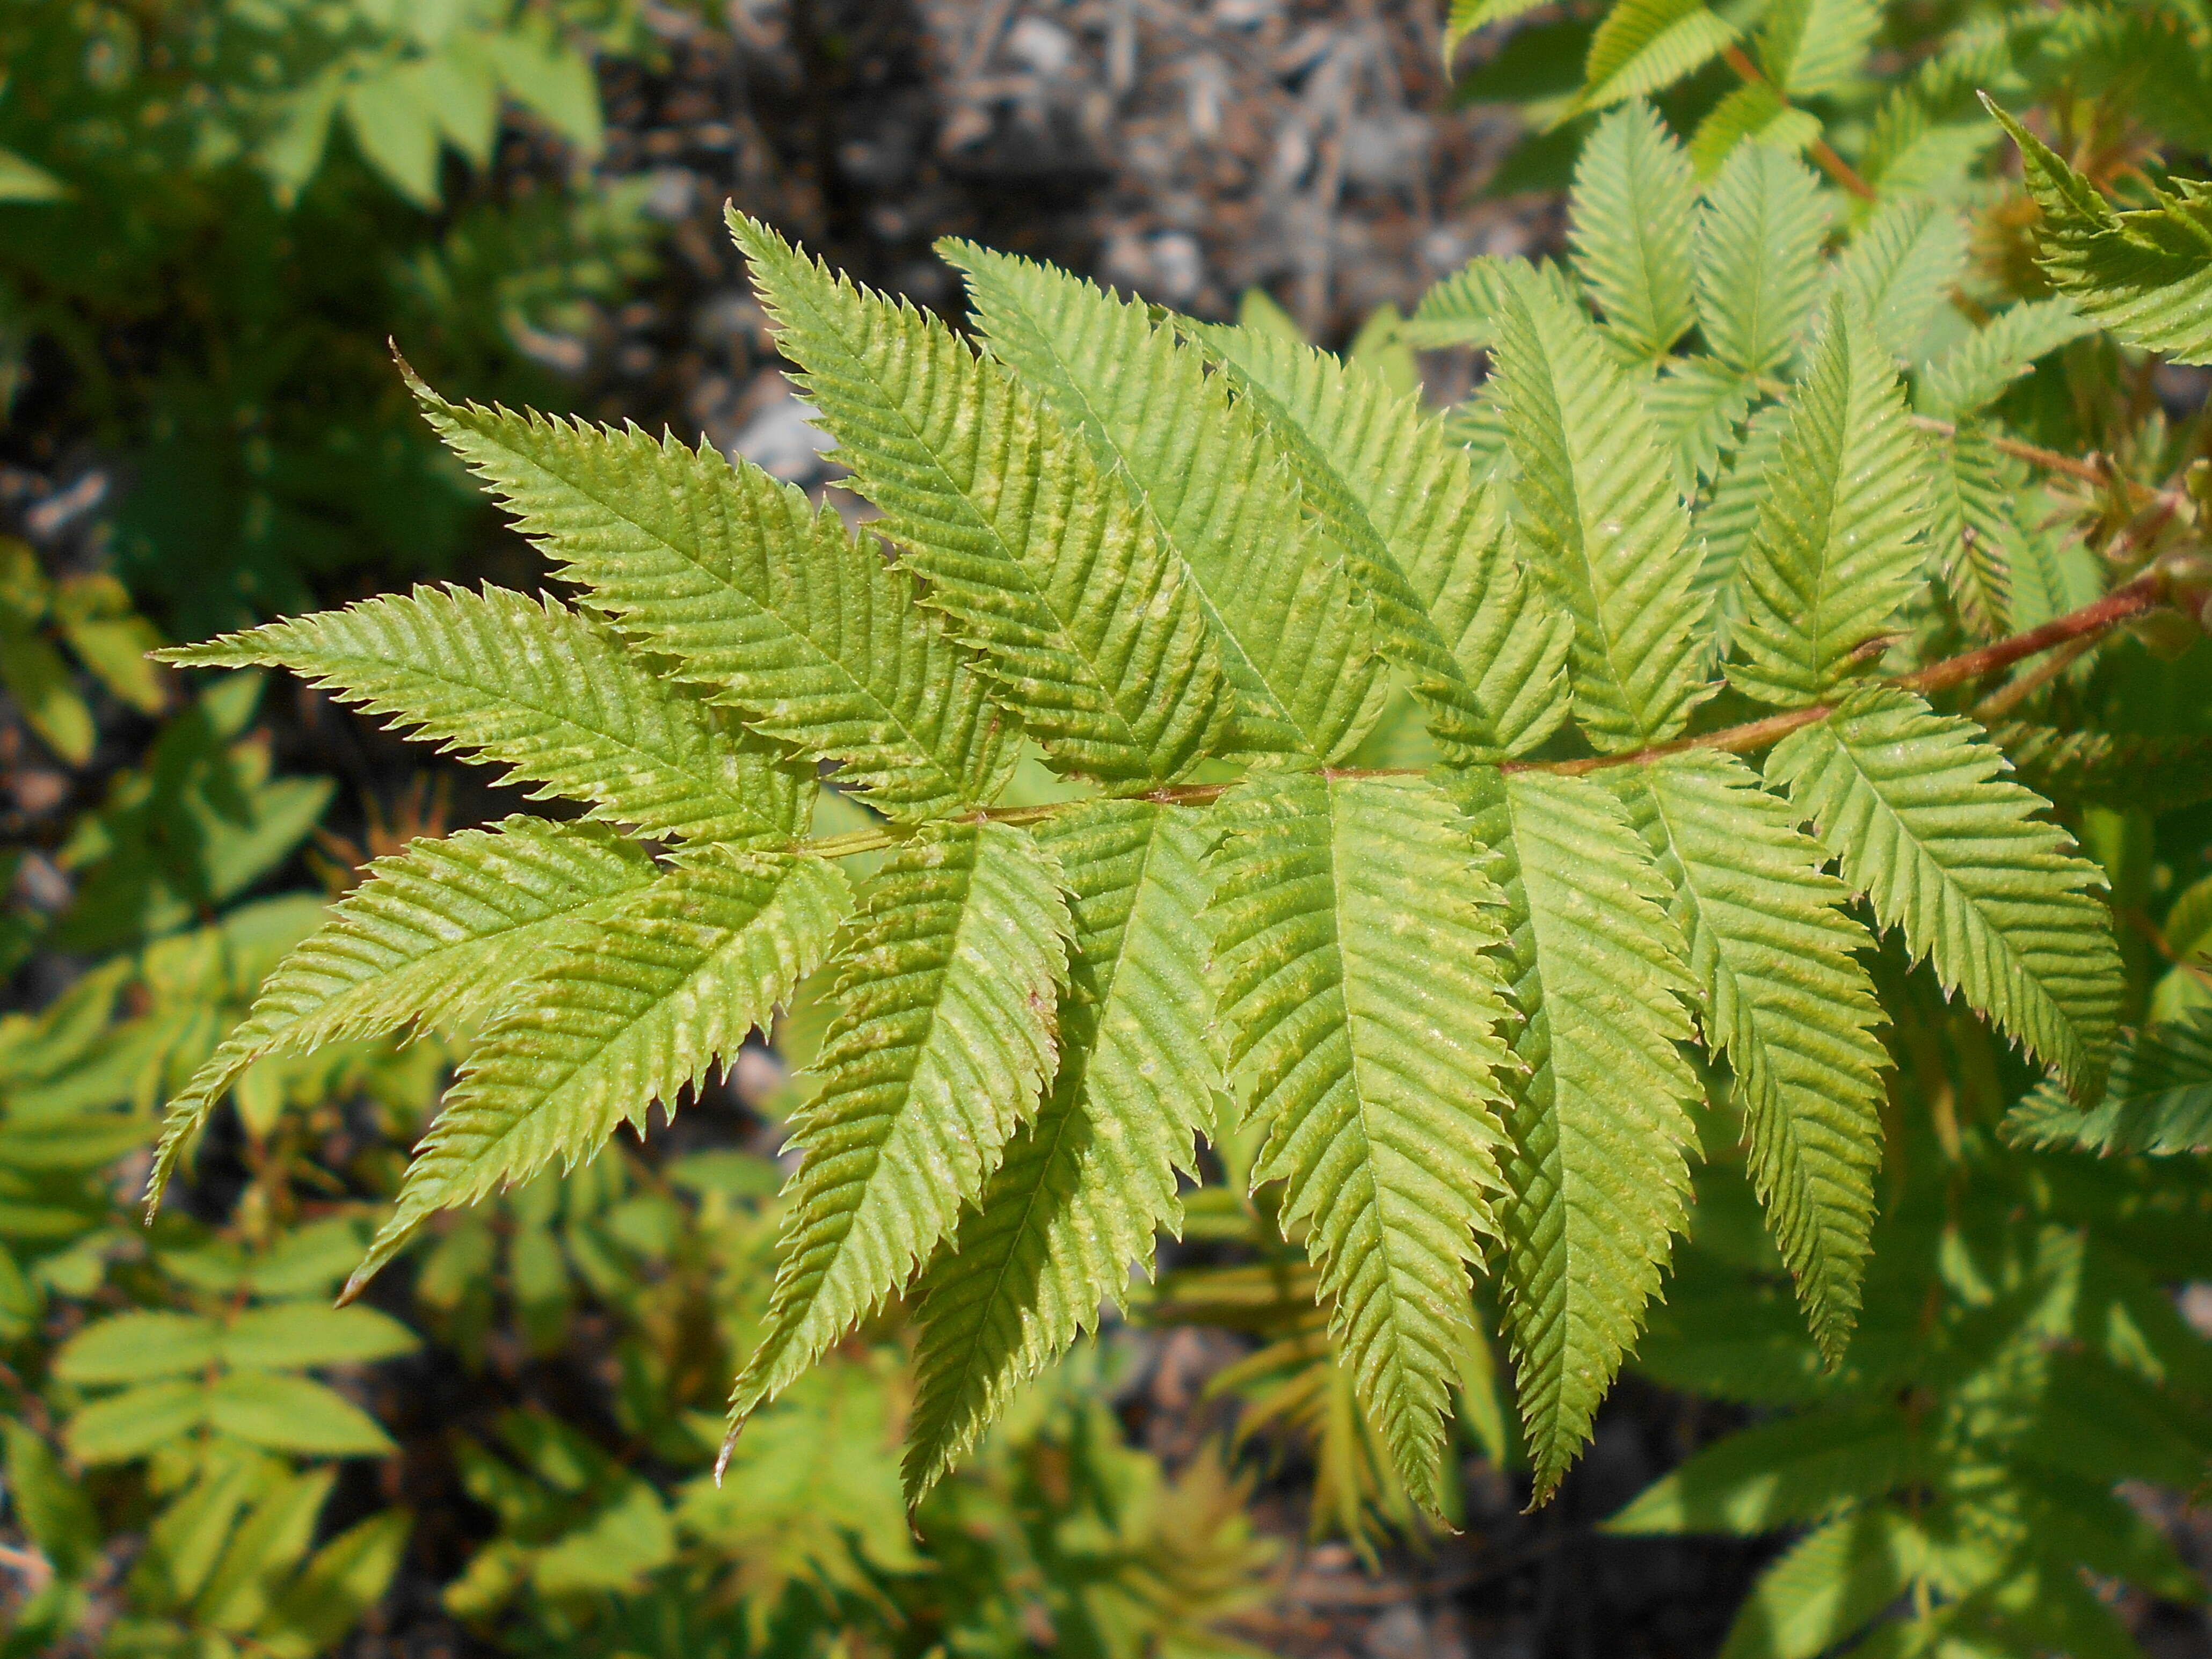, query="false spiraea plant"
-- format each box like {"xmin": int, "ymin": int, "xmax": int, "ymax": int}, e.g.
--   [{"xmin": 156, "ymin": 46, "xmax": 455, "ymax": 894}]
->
[{"xmin": 148, "ymin": 121, "xmax": 2202, "ymax": 1508}]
